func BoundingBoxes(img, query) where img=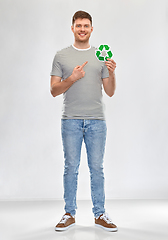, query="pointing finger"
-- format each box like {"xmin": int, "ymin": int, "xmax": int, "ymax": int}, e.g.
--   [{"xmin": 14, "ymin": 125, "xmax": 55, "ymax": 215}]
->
[{"xmin": 81, "ymin": 61, "xmax": 88, "ymax": 69}]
